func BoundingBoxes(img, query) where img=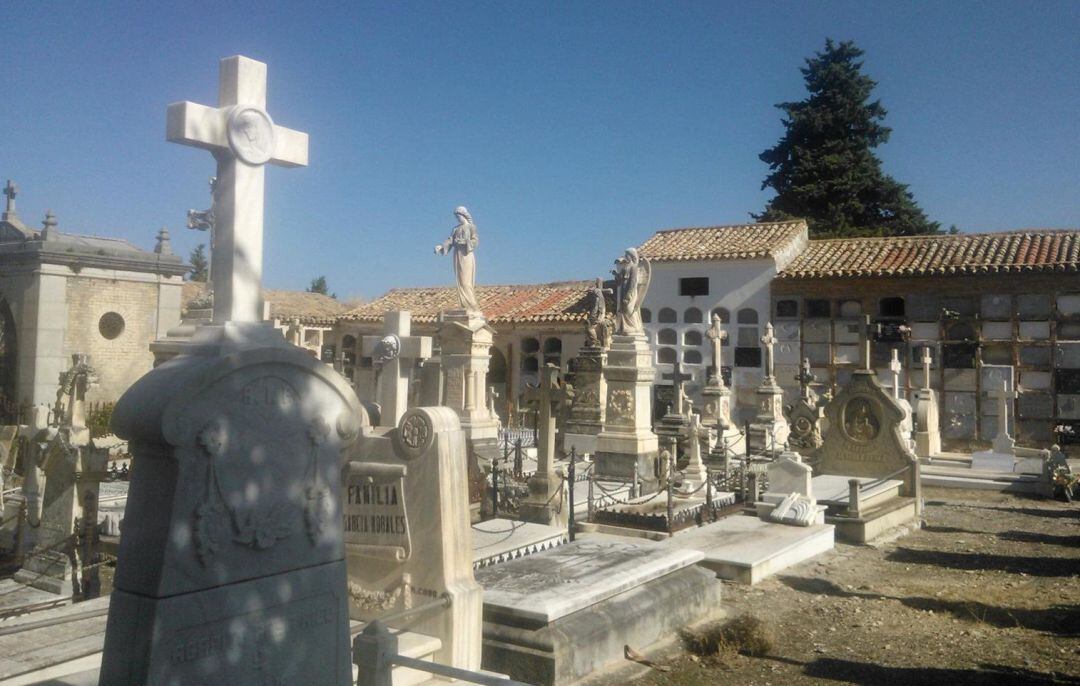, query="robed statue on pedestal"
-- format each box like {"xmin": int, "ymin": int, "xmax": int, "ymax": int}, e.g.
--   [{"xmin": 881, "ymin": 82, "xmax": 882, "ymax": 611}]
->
[
  {"xmin": 612, "ymin": 248, "xmax": 651, "ymax": 335},
  {"xmin": 435, "ymin": 206, "xmax": 481, "ymax": 312}
]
